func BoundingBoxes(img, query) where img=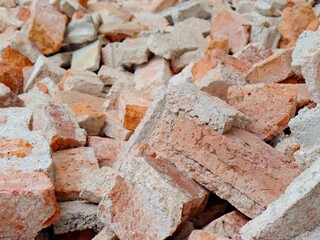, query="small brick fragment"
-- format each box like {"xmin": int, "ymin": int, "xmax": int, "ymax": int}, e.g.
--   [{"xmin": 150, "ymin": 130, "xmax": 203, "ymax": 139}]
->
[
  {"xmin": 227, "ymin": 84, "xmax": 297, "ymax": 141},
  {"xmin": 53, "ymin": 147, "xmax": 99, "ymax": 201},
  {"xmin": 0, "ymin": 171, "xmax": 59, "ymax": 239}
]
